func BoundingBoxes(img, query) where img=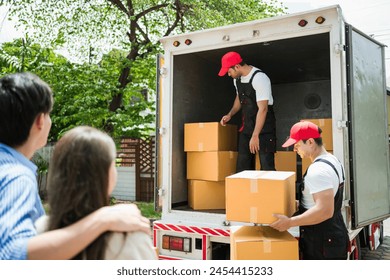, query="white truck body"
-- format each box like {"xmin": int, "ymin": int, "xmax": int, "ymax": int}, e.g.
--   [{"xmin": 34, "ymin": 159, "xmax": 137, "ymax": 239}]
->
[{"xmin": 153, "ymin": 5, "xmax": 390, "ymax": 260}]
